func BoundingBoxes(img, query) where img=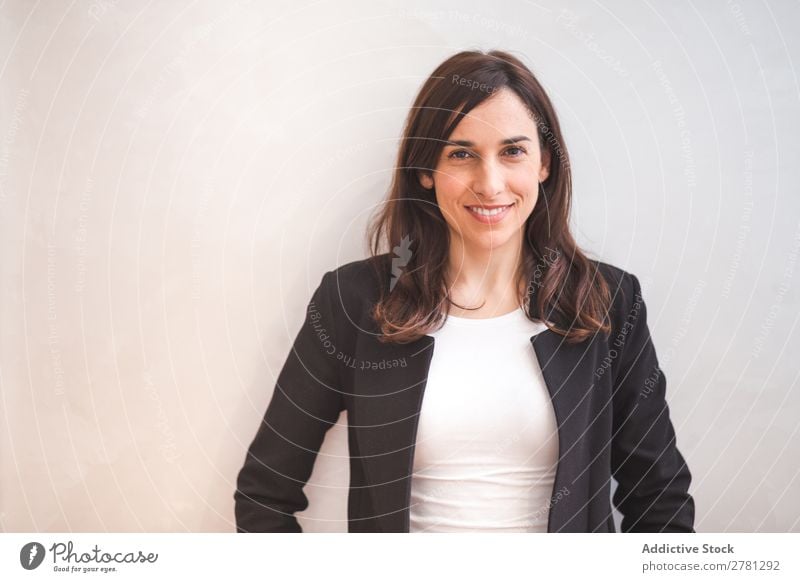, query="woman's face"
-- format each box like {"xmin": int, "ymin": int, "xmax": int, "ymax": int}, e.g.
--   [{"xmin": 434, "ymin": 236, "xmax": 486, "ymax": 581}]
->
[{"xmin": 420, "ymin": 87, "xmax": 550, "ymax": 253}]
